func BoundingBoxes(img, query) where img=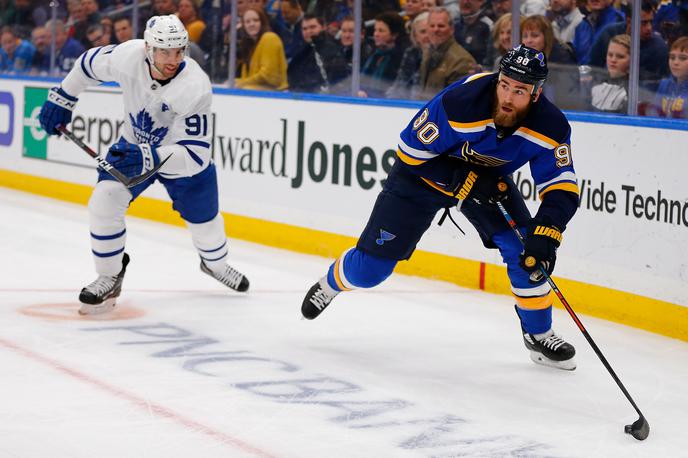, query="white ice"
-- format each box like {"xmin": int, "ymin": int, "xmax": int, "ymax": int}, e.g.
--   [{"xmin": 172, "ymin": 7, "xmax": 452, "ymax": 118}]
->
[{"xmin": 0, "ymin": 187, "xmax": 686, "ymax": 458}]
